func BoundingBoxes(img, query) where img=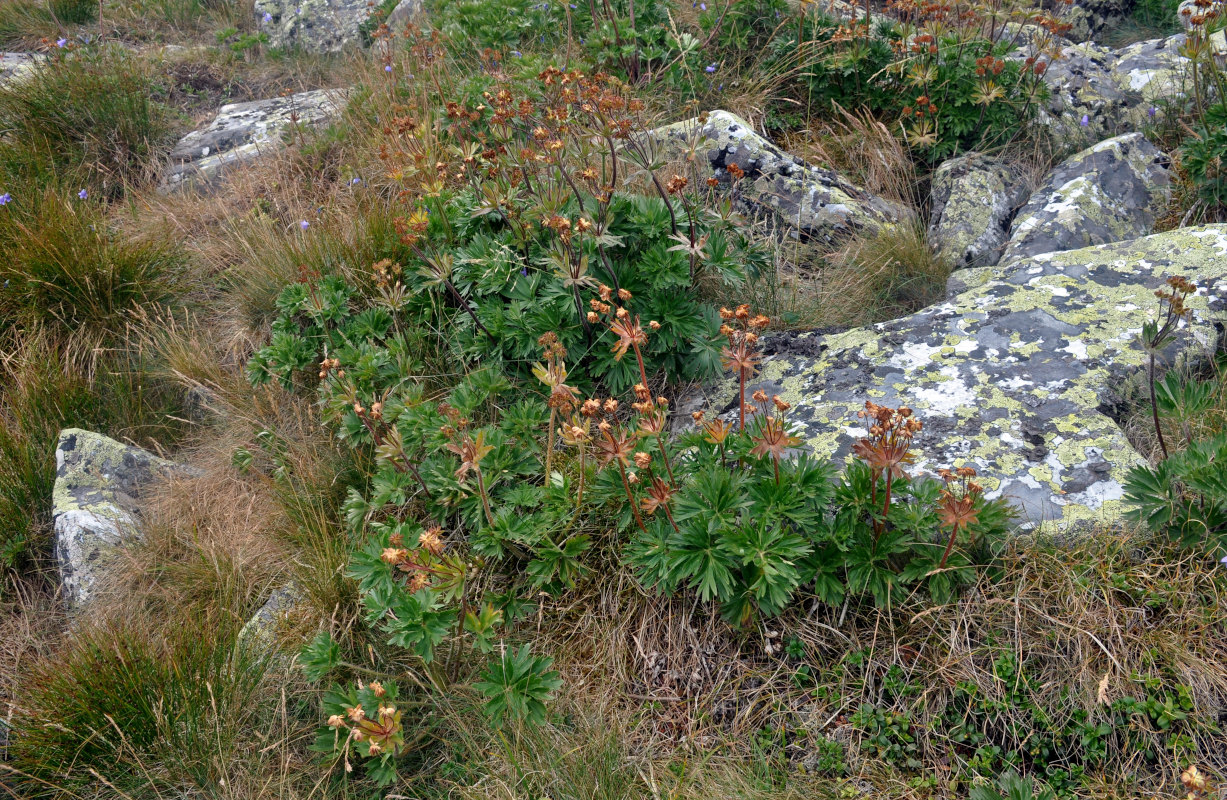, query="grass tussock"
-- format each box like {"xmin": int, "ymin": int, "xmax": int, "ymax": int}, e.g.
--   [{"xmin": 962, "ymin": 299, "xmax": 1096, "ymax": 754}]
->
[
  {"xmin": 0, "ymin": 45, "xmax": 182, "ymax": 194},
  {"xmin": 0, "ymin": 190, "xmax": 187, "ymax": 344},
  {"xmin": 0, "ymin": 1, "xmax": 60, "ymax": 50}
]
